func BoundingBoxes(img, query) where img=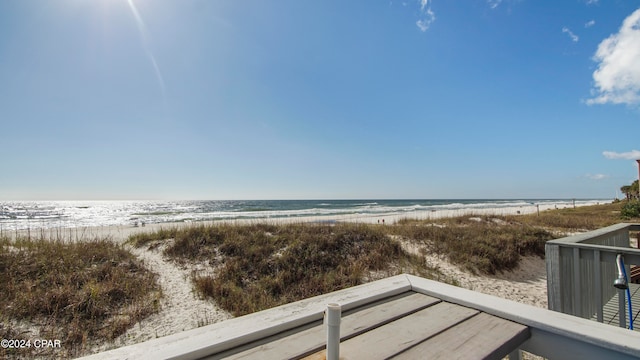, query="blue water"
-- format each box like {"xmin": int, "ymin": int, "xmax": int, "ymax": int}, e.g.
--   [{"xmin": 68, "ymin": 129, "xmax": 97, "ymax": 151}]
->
[{"xmin": 0, "ymin": 199, "xmax": 606, "ymax": 231}]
